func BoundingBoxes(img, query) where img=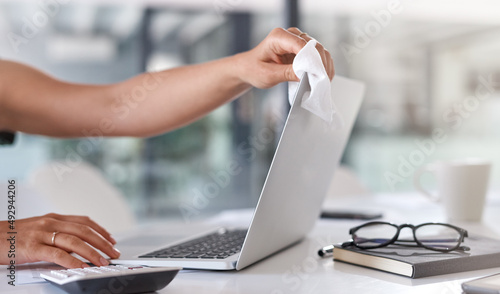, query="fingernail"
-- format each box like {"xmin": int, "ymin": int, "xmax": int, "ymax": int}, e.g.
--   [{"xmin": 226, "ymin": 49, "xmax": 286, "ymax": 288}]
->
[
  {"xmin": 113, "ymin": 247, "xmax": 121, "ymax": 257},
  {"xmin": 100, "ymin": 257, "xmax": 109, "ymax": 266},
  {"xmin": 82, "ymin": 263, "xmax": 90, "ymax": 268}
]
